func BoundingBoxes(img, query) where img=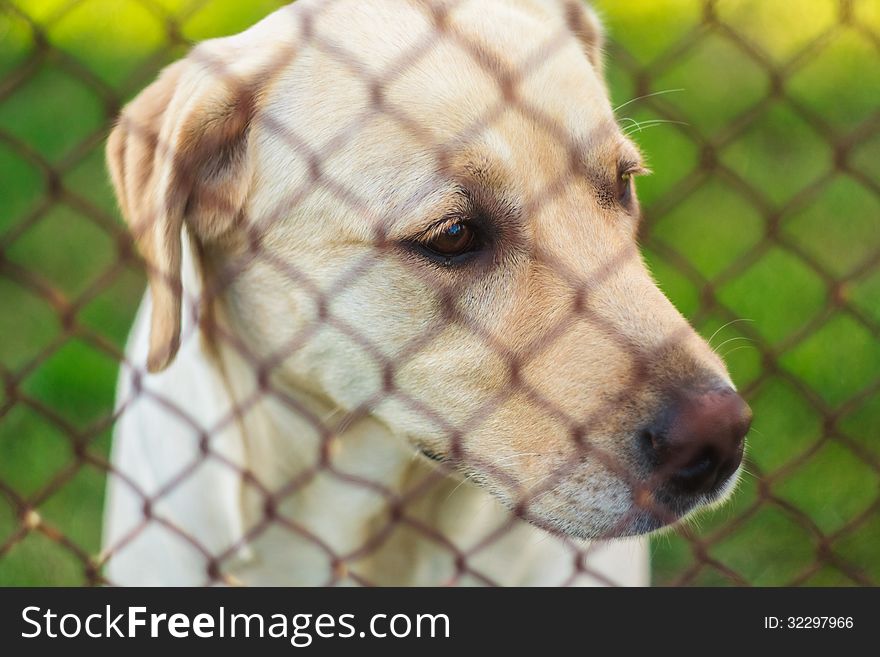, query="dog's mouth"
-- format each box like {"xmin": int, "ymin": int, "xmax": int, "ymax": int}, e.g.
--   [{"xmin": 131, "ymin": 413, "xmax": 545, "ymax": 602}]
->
[
  {"xmin": 417, "ymin": 446, "xmax": 447, "ymax": 463},
  {"xmin": 415, "ymin": 441, "xmax": 743, "ymax": 539},
  {"xmin": 587, "ymin": 465, "xmax": 744, "ymax": 539}
]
